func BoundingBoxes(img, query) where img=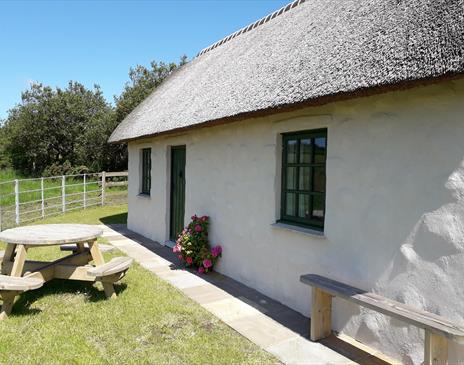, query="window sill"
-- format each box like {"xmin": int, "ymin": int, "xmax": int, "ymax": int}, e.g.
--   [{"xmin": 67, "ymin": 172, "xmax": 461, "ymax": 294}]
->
[
  {"xmin": 271, "ymin": 222, "xmax": 325, "ymax": 238},
  {"xmin": 137, "ymin": 193, "xmax": 151, "ymax": 199}
]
